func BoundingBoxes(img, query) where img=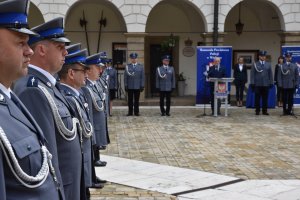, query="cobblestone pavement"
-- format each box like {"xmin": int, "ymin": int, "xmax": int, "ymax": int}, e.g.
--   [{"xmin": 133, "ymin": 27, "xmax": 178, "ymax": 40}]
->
[{"xmin": 91, "ymin": 107, "xmax": 300, "ymax": 199}]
